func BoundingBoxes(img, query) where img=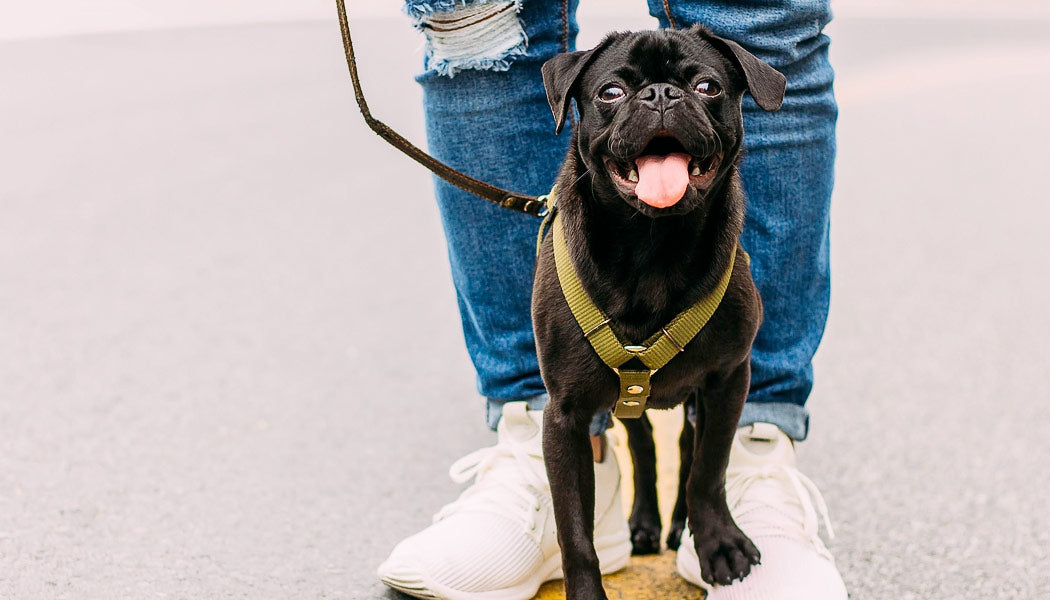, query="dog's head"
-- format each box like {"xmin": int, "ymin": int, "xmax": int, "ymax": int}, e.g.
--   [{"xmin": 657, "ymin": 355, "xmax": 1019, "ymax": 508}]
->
[{"xmin": 542, "ymin": 27, "xmax": 785, "ymax": 217}]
